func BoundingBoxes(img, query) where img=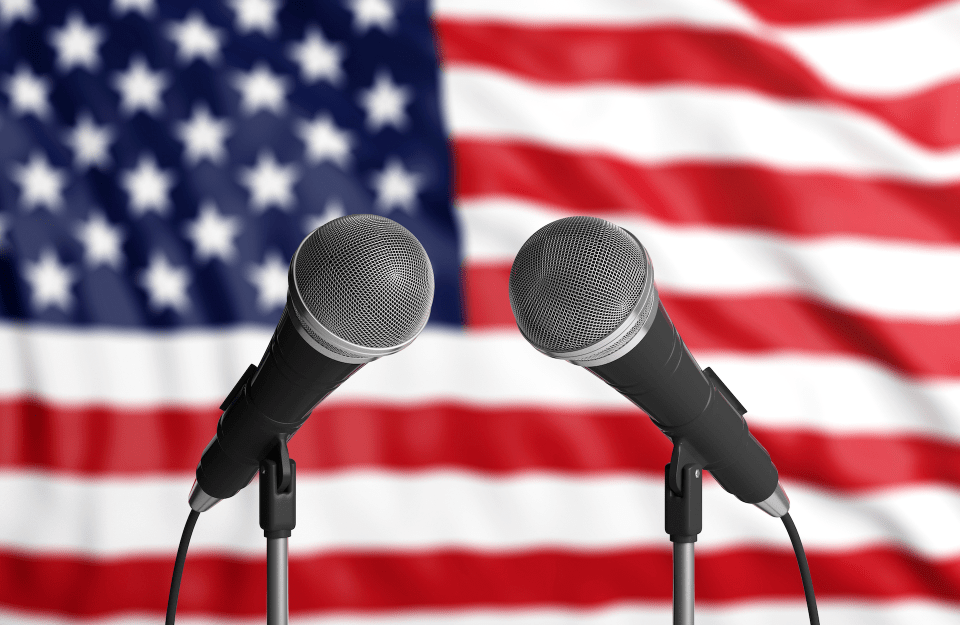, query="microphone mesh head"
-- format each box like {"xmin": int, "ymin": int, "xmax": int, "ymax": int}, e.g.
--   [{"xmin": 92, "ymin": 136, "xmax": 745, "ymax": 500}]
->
[
  {"xmin": 509, "ymin": 216, "xmax": 648, "ymax": 355},
  {"xmin": 293, "ymin": 214, "xmax": 434, "ymax": 352}
]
